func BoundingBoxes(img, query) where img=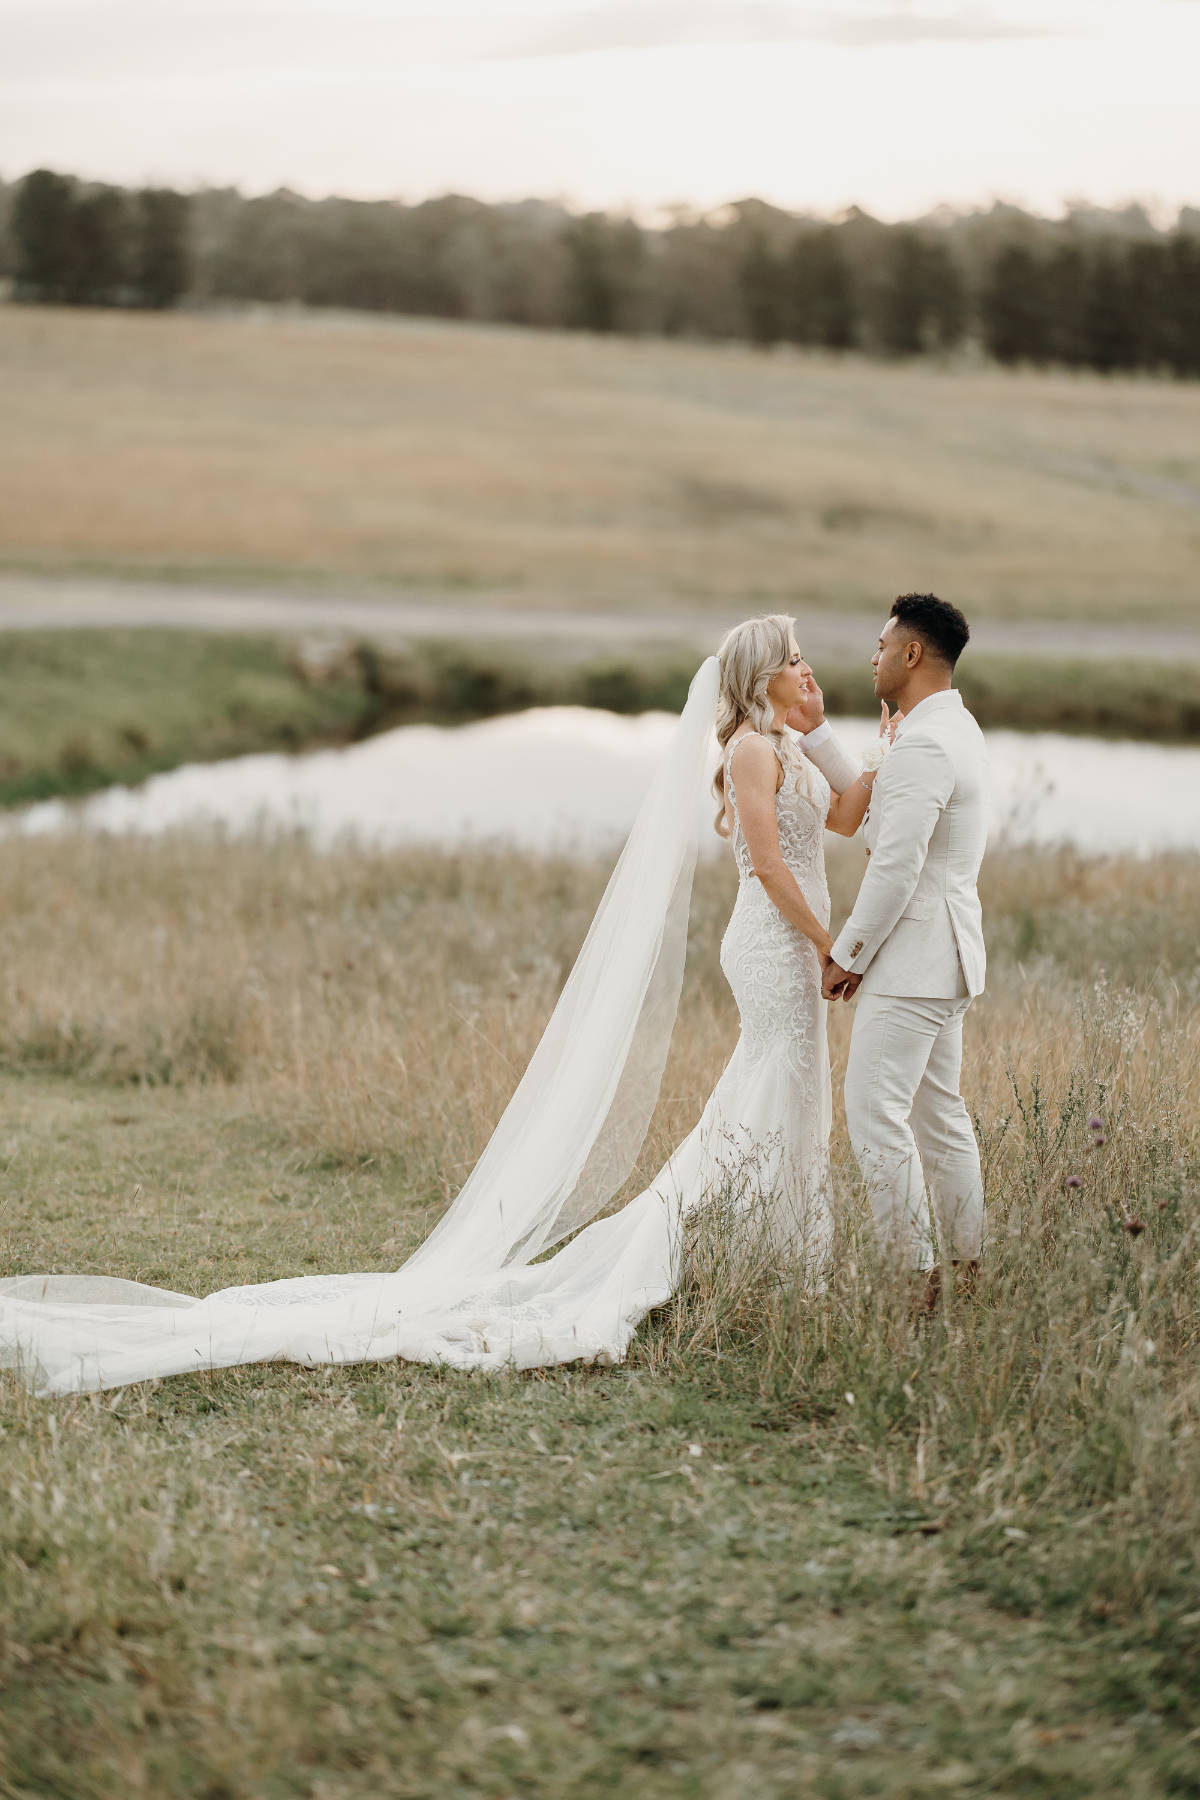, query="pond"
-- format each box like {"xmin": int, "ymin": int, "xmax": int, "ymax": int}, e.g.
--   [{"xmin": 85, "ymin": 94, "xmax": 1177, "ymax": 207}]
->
[{"xmin": 15, "ymin": 710, "xmax": 1200, "ymax": 858}]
